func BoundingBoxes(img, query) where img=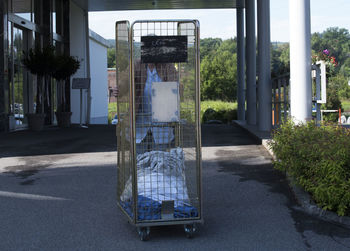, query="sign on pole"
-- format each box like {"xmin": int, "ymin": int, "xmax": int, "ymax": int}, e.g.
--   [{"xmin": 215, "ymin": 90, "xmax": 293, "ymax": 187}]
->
[
  {"xmin": 72, "ymin": 78, "xmax": 90, "ymax": 128},
  {"xmin": 72, "ymin": 78, "xmax": 91, "ymax": 89}
]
